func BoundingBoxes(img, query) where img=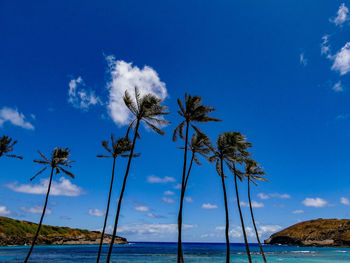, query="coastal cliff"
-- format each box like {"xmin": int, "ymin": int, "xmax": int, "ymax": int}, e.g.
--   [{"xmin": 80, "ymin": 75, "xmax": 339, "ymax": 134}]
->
[
  {"xmin": 0, "ymin": 216, "xmax": 127, "ymax": 246},
  {"xmin": 265, "ymin": 218, "xmax": 350, "ymax": 247}
]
